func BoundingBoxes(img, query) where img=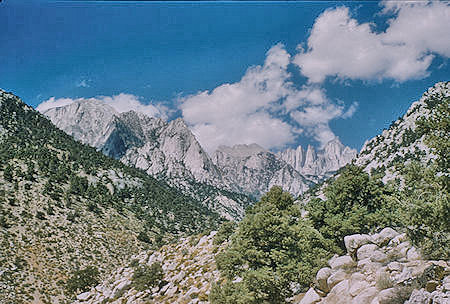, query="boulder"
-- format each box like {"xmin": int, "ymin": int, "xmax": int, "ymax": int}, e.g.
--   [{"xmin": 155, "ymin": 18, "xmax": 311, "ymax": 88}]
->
[
  {"xmin": 407, "ymin": 247, "xmax": 421, "ymax": 261},
  {"xmin": 351, "ymin": 287, "xmax": 378, "ymax": 304},
  {"xmin": 327, "ymin": 270, "xmax": 347, "ymax": 290},
  {"xmin": 344, "ymin": 234, "xmax": 371, "ymax": 255},
  {"xmin": 76, "ymin": 292, "xmax": 92, "ymax": 301},
  {"xmin": 388, "ymin": 233, "xmax": 407, "ymax": 246},
  {"xmin": 329, "ymin": 255, "xmax": 355, "ymax": 270},
  {"xmin": 322, "ymin": 280, "xmax": 351, "ymax": 304},
  {"xmin": 370, "ymin": 250, "xmax": 389, "ymax": 263},
  {"xmin": 349, "ymin": 273, "xmax": 368, "ymax": 296},
  {"xmin": 387, "ymin": 261, "xmax": 403, "ymax": 272},
  {"xmin": 371, "ymin": 228, "xmax": 399, "ymax": 247},
  {"xmin": 378, "ymin": 288, "xmax": 397, "ymax": 304},
  {"xmin": 357, "ymin": 244, "xmax": 379, "ymax": 260},
  {"xmin": 316, "ymin": 267, "xmax": 332, "ymax": 292},
  {"xmin": 404, "ymin": 289, "xmax": 431, "ymax": 304},
  {"xmin": 329, "ymin": 279, "xmax": 349, "ymax": 295},
  {"xmin": 164, "ymin": 285, "xmax": 178, "ymax": 297},
  {"xmin": 110, "ymin": 280, "xmax": 131, "ymax": 299},
  {"xmin": 298, "ymin": 288, "xmax": 321, "ymax": 304}
]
